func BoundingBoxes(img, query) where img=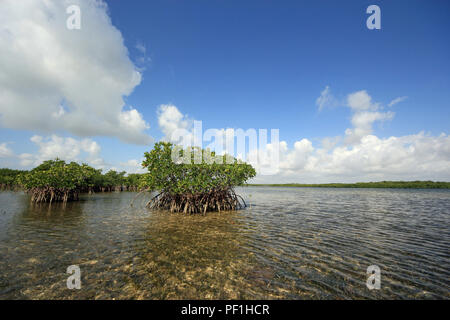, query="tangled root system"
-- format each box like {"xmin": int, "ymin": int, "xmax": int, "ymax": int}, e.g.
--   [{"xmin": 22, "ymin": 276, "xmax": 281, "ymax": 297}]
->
[
  {"xmin": 147, "ymin": 187, "xmax": 246, "ymax": 214},
  {"xmin": 29, "ymin": 187, "xmax": 79, "ymax": 203}
]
